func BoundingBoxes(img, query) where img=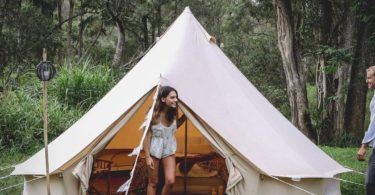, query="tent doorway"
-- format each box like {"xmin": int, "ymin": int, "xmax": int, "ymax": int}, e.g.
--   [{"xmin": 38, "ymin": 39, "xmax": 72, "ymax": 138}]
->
[{"xmin": 88, "ymin": 89, "xmax": 228, "ymax": 195}]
